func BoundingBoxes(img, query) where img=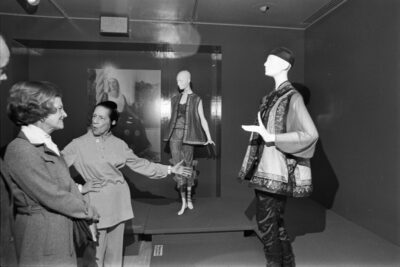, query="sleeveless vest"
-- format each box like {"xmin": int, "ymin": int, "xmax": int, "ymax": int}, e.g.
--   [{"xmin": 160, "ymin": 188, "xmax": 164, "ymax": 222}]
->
[{"xmin": 164, "ymin": 93, "xmax": 207, "ymax": 145}]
